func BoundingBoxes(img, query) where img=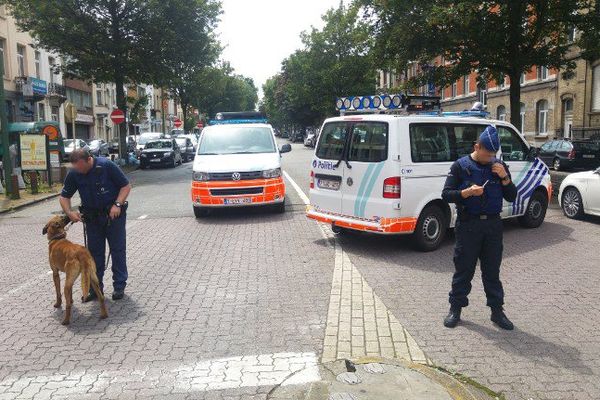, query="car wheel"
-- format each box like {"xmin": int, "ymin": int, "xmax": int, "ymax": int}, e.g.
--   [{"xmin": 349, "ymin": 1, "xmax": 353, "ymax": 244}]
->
[
  {"xmin": 193, "ymin": 207, "xmax": 210, "ymax": 218},
  {"xmin": 518, "ymin": 190, "xmax": 548, "ymax": 228},
  {"xmin": 273, "ymin": 200, "xmax": 285, "ymax": 214},
  {"xmin": 553, "ymin": 157, "xmax": 562, "ymax": 171},
  {"xmin": 413, "ymin": 205, "xmax": 448, "ymax": 252},
  {"xmin": 561, "ymin": 187, "xmax": 584, "ymax": 219},
  {"xmin": 331, "ymin": 224, "xmax": 347, "ymax": 235}
]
